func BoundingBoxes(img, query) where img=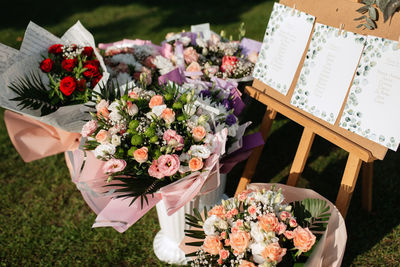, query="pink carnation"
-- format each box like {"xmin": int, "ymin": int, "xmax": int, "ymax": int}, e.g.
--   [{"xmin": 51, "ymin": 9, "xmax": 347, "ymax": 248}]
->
[
  {"xmin": 81, "ymin": 120, "xmax": 97, "ymax": 137},
  {"xmin": 103, "ymin": 159, "xmax": 127, "ymax": 173},
  {"xmin": 163, "ymin": 129, "xmax": 184, "ymax": 150},
  {"xmin": 157, "ymin": 154, "xmax": 180, "ymax": 176}
]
